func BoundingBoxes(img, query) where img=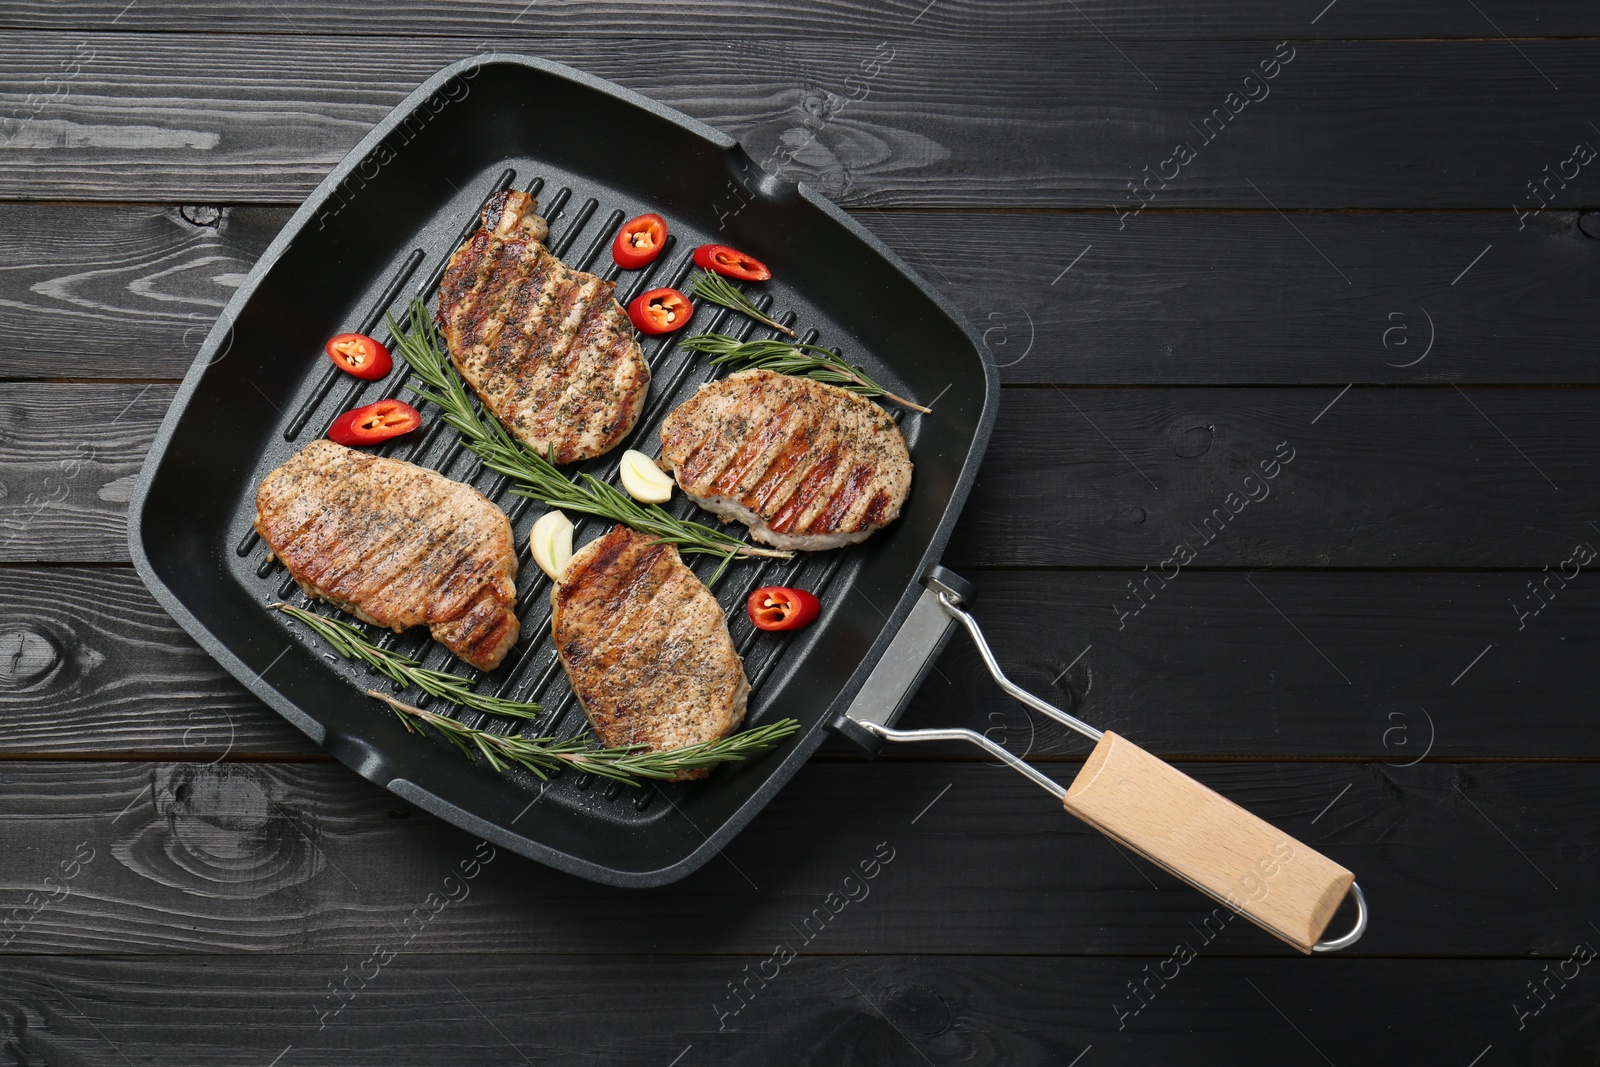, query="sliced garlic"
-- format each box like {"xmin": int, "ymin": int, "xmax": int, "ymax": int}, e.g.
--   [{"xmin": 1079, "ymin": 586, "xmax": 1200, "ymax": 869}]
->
[
  {"xmin": 618, "ymin": 448, "xmax": 674, "ymax": 504},
  {"xmin": 529, "ymin": 509, "xmax": 574, "ymax": 581}
]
